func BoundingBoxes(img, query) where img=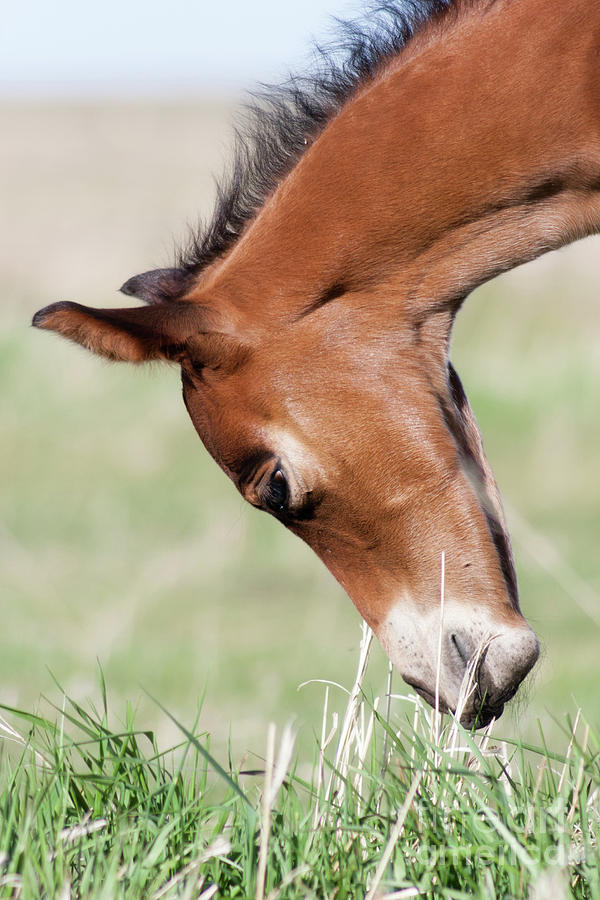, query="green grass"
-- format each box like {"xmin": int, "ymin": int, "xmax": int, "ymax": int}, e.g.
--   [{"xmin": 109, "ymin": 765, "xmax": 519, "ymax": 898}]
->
[
  {"xmin": 2, "ymin": 102, "xmax": 600, "ymax": 892},
  {"xmin": 0, "ymin": 641, "xmax": 598, "ymax": 899}
]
